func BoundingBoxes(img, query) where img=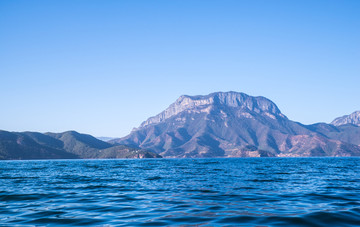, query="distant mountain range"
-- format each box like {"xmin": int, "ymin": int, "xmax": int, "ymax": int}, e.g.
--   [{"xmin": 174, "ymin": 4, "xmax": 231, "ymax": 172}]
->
[
  {"xmin": 2, "ymin": 91, "xmax": 360, "ymax": 160},
  {"xmin": 112, "ymin": 91, "xmax": 360, "ymax": 158},
  {"xmin": 0, "ymin": 130, "xmax": 161, "ymax": 160}
]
